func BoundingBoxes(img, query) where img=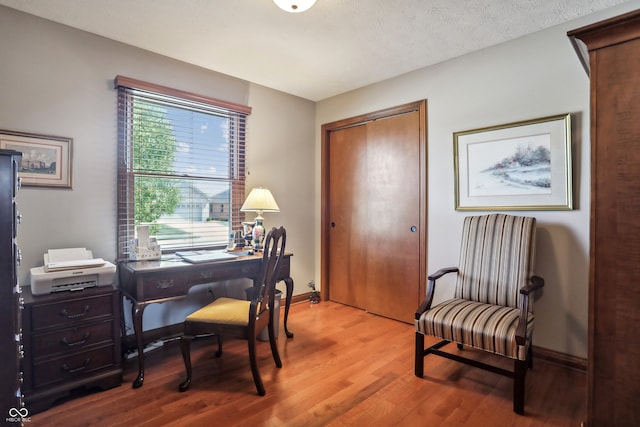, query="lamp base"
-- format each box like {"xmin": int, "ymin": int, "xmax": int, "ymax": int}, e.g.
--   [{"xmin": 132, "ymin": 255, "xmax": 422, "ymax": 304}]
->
[{"xmin": 252, "ymin": 217, "xmax": 266, "ymax": 251}]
